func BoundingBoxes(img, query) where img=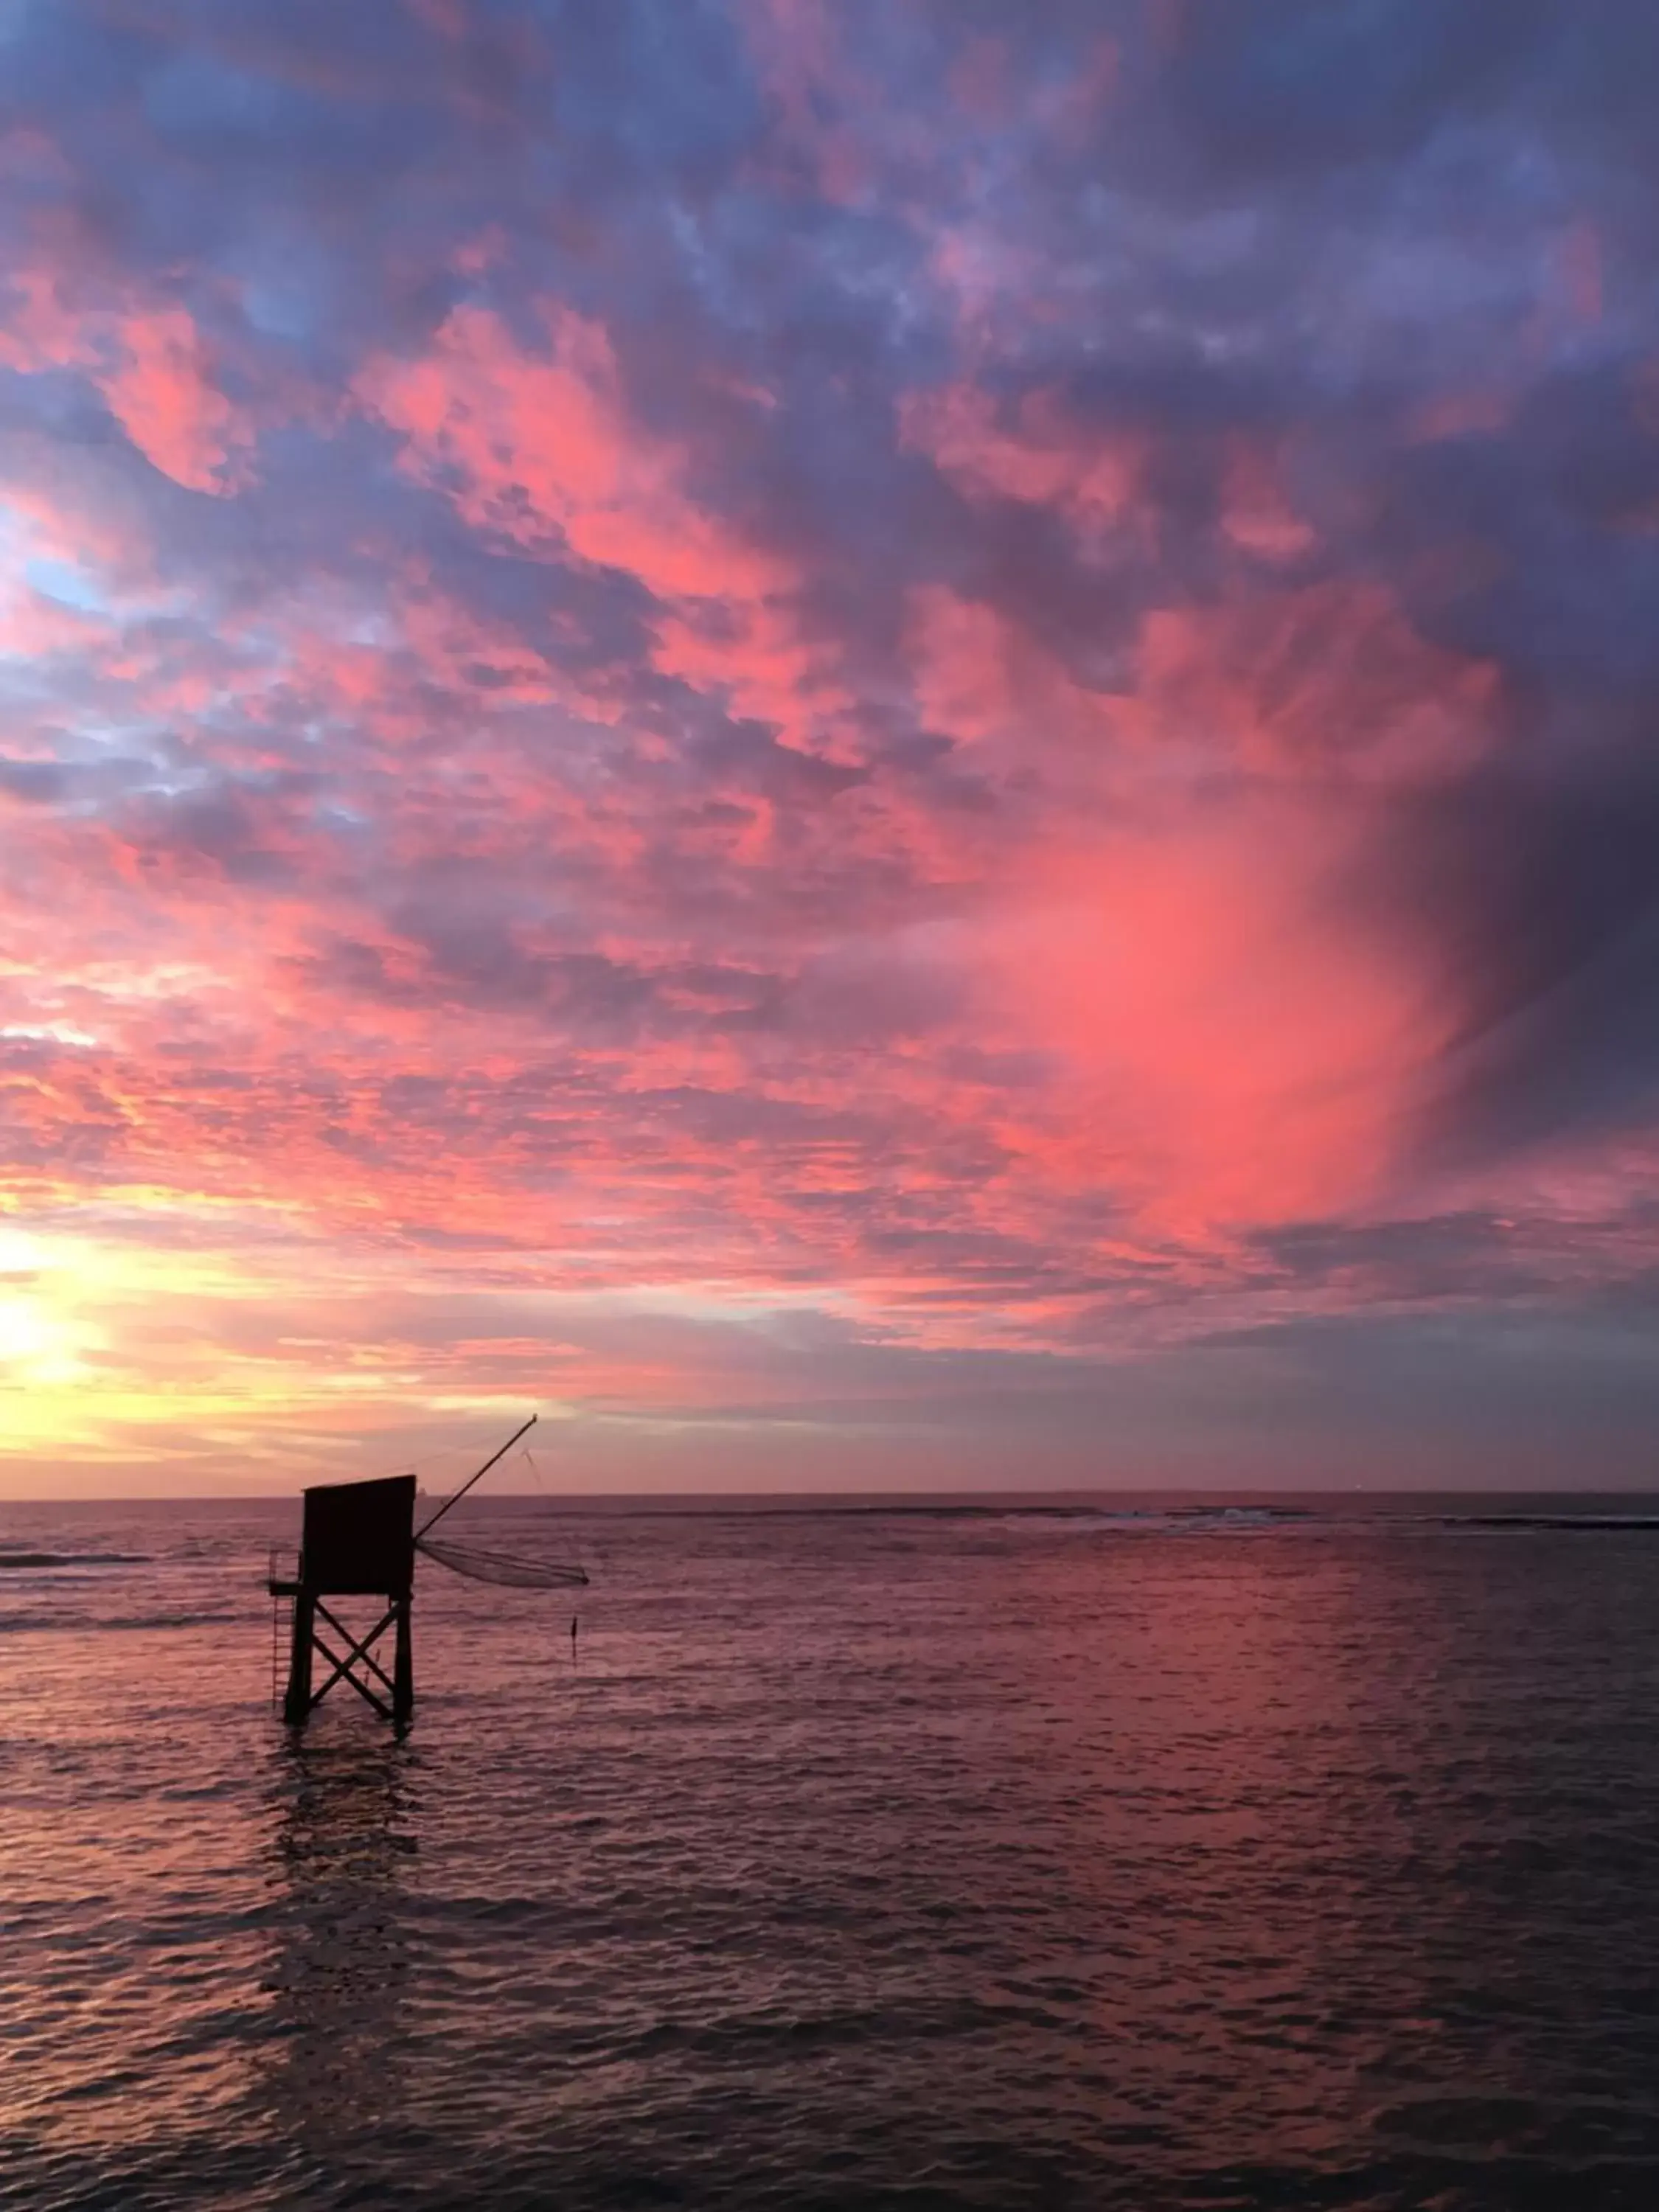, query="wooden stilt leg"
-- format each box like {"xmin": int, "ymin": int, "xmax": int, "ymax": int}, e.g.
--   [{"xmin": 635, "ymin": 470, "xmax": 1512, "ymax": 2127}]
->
[
  {"xmin": 284, "ymin": 1592, "xmax": 316, "ymax": 1726},
  {"xmin": 393, "ymin": 1599, "xmax": 414, "ymax": 1728}
]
